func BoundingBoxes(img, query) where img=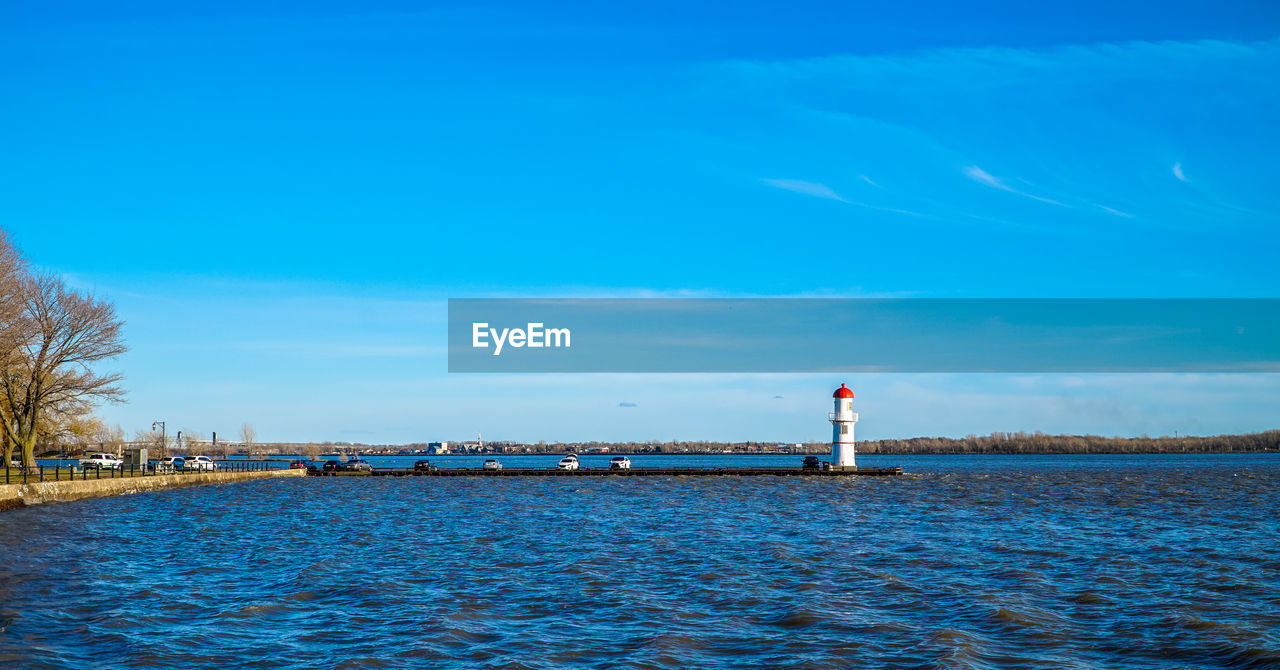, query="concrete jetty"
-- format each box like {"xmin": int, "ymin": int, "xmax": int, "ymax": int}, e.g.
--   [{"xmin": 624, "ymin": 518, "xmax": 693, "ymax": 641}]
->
[{"xmin": 313, "ymin": 466, "xmax": 904, "ymax": 477}]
